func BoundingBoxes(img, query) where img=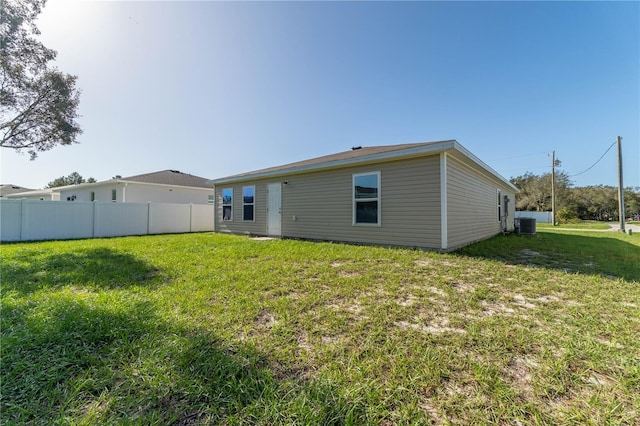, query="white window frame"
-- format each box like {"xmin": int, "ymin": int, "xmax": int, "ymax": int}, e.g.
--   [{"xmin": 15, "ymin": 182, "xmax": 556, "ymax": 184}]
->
[
  {"xmin": 111, "ymin": 189, "xmax": 117, "ymax": 202},
  {"xmin": 352, "ymin": 171, "xmax": 381, "ymax": 226},
  {"xmin": 242, "ymin": 186, "xmax": 255, "ymax": 222},
  {"xmin": 207, "ymin": 194, "xmax": 214, "ymax": 204},
  {"xmin": 222, "ymin": 188, "xmax": 233, "ymax": 221},
  {"xmin": 497, "ymin": 189, "xmax": 502, "ymax": 222}
]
